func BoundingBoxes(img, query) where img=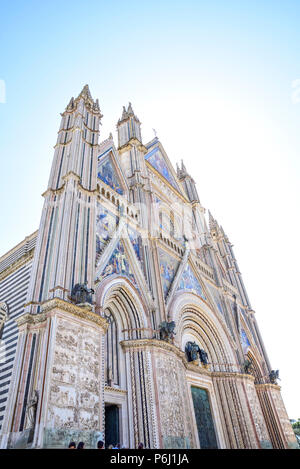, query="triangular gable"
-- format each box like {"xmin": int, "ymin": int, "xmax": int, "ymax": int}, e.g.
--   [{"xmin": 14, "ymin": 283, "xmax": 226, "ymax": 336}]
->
[
  {"xmin": 158, "ymin": 248, "xmax": 180, "ymax": 298},
  {"xmin": 96, "ymin": 204, "xmax": 119, "ymax": 256},
  {"xmin": 97, "ymin": 144, "xmax": 128, "ymax": 195},
  {"xmin": 98, "ymin": 154, "xmax": 124, "ymax": 194},
  {"xmin": 176, "ymin": 262, "xmax": 206, "ymax": 300},
  {"xmin": 97, "ymin": 240, "xmax": 138, "ymax": 288},
  {"xmin": 206, "ymin": 283, "xmax": 225, "ymax": 317},
  {"xmin": 145, "ymin": 140, "xmax": 183, "ymax": 194},
  {"xmin": 126, "ymin": 225, "xmax": 142, "ymax": 262},
  {"xmin": 240, "ymin": 328, "xmax": 251, "ymax": 353}
]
